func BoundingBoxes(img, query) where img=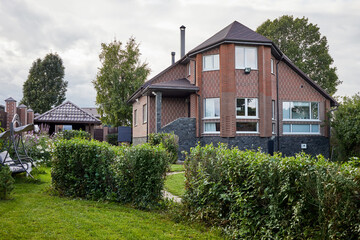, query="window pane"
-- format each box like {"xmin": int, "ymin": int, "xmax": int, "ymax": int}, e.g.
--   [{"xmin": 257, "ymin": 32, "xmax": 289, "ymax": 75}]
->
[
  {"xmin": 204, "ymin": 55, "xmax": 212, "ymax": 70},
  {"xmin": 236, "ymin": 122, "xmax": 257, "ymax": 132},
  {"xmin": 272, "ymin": 100, "xmax": 275, "ymax": 119},
  {"xmin": 247, "ymin": 98, "xmax": 257, "ymax": 116},
  {"xmin": 143, "ymin": 104, "xmax": 147, "ymax": 123},
  {"xmin": 292, "ymin": 102, "xmax": 310, "ymax": 119},
  {"xmin": 205, "ymin": 98, "xmax": 220, "ymax": 118},
  {"xmin": 271, "ymin": 59, "xmax": 274, "ymax": 74},
  {"xmin": 246, "ymin": 48, "xmax": 257, "ymax": 69},
  {"xmin": 272, "ymin": 123, "xmax": 275, "ymax": 134},
  {"xmin": 283, "ymin": 124, "xmax": 291, "ymax": 133},
  {"xmin": 283, "ymin": 102, "xmax": 290, "ymax": 119},
  {"xmin": 214, "ymin": 98, "xmax": 220, "ymax": 117},
  {"xmin": 205, "ymin": 122, "xmax": 220, "ymax": 132},
  {"xmin": 292, "ymin": 124, "xmax": 310, "ymax": 133},
  {"xmin": 236, "ymin": 99, "xmax": 245, "ymax": 116},
  {"xmin": 311, "ymin": 102, "xmax": 319, "ymax": 119},
  {"xmin": 213, "ymin": 54, "xmax": 219, "ymax": 70},
  {"xmin": 235, "ymin": 47, "xmax": 245, "ymax": 68},
  {"xmin": 311, "ymin": 124, "xmax": 319, "ymax": 133}
]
